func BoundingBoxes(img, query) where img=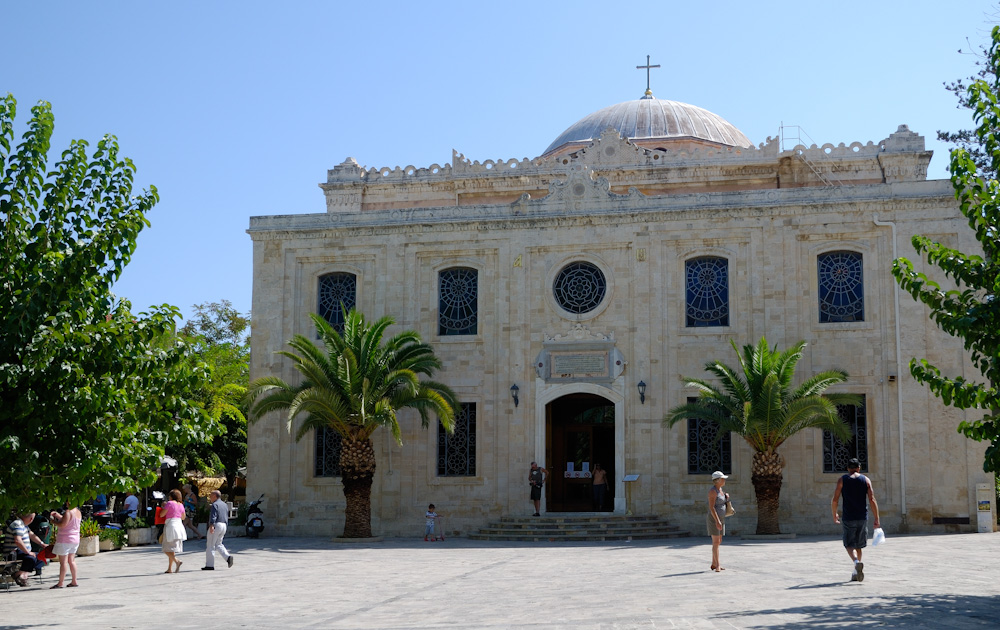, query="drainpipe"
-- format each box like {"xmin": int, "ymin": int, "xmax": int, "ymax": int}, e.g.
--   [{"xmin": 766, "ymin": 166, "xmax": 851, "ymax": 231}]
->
[{"xmin": 873, "ymin": 214, "xmax": 907, "ymax": 524}]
